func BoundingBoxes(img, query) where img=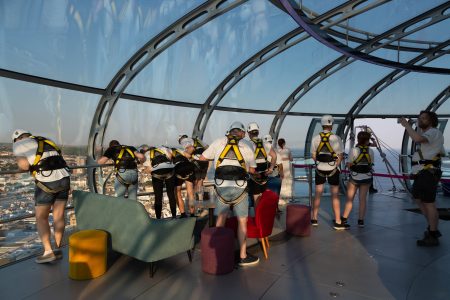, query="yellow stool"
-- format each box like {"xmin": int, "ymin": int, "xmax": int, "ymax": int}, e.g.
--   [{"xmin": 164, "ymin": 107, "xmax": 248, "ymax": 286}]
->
[{"xmin": 69, "ymin": 229, "xmax": 107, "ymax": 280}]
